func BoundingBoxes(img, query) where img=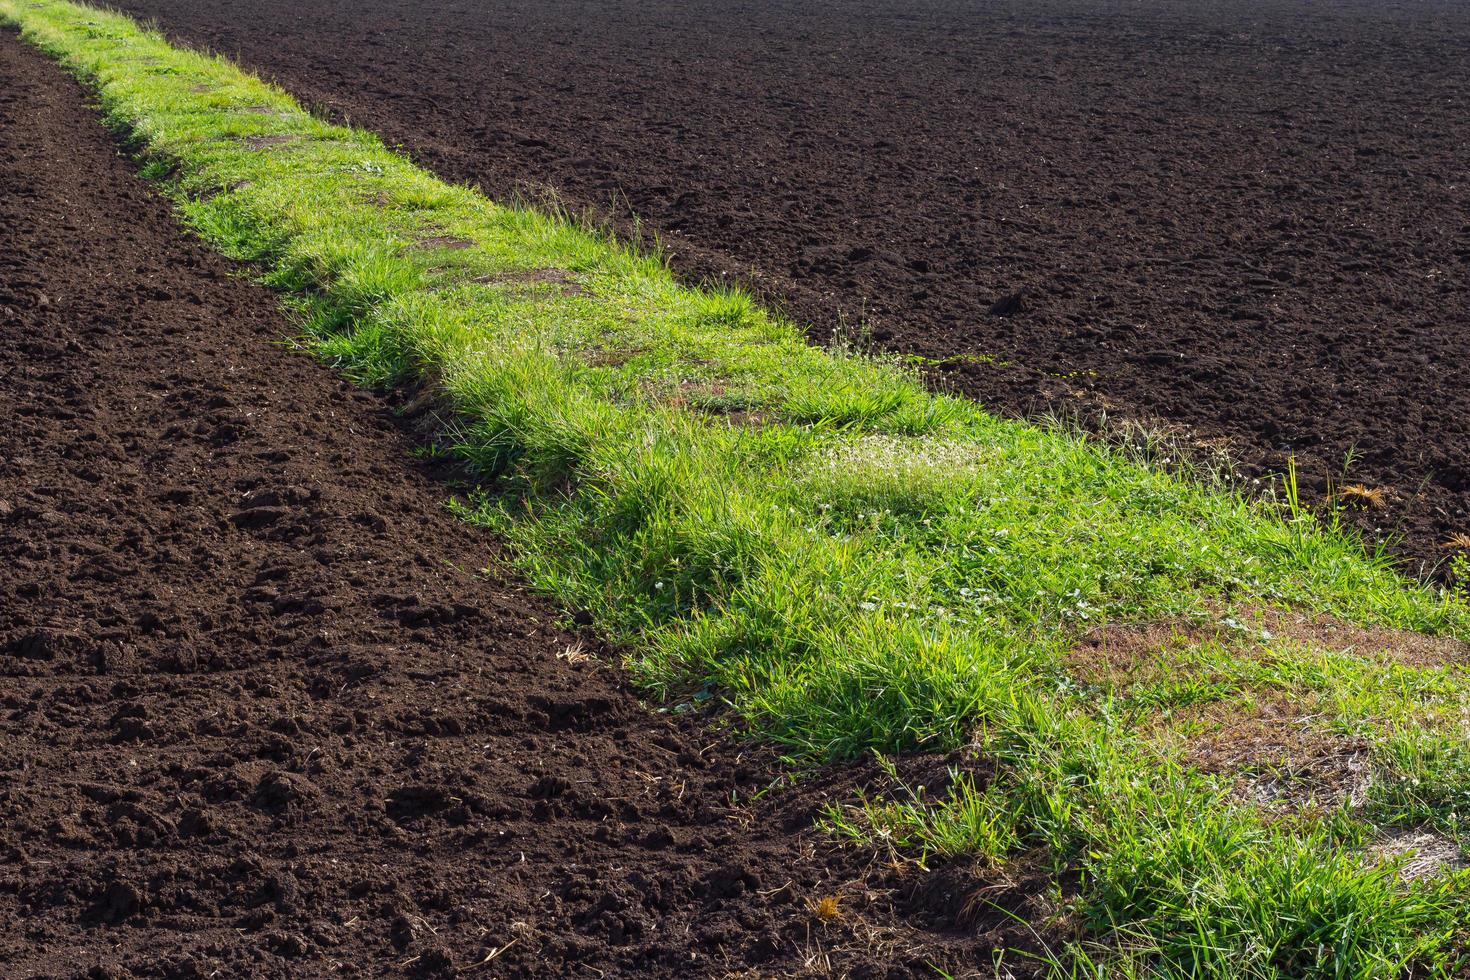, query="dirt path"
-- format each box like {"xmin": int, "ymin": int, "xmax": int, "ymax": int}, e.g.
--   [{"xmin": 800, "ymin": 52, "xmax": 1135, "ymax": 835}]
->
[
  {"xmin": 0, "ymin": 34, "xmax": 1007, "ymax": 978},
  {"xmin": 104, "ymin": 0, "xmax": 1470, "ymax": 574}
]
